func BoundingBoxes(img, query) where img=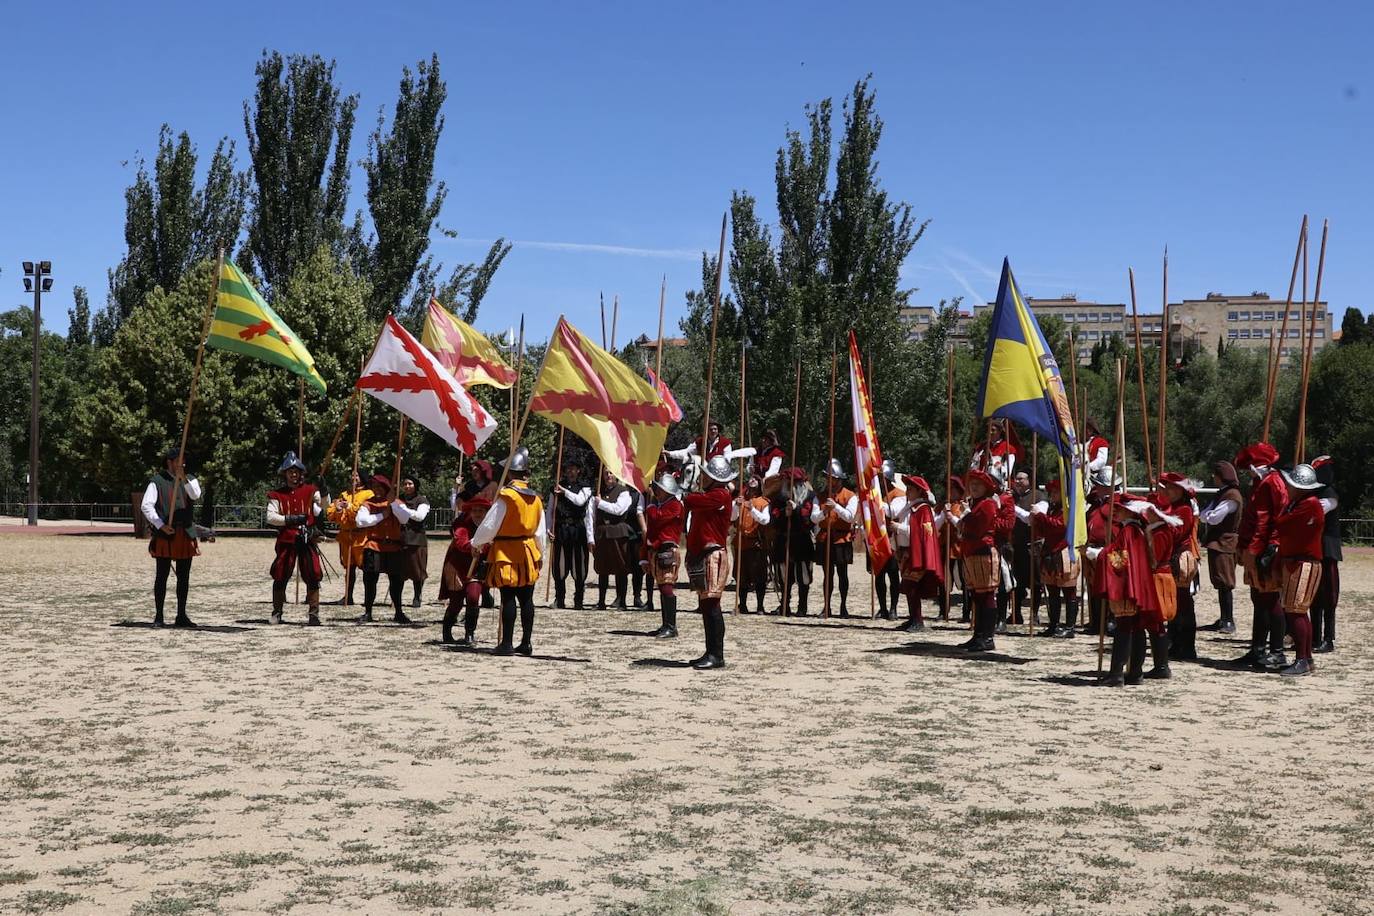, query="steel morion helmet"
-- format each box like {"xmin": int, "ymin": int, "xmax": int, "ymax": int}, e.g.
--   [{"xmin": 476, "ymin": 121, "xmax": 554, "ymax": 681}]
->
[{"xmin": 703, "ymin": 455, "xmax": 738, "ymax": 483}]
